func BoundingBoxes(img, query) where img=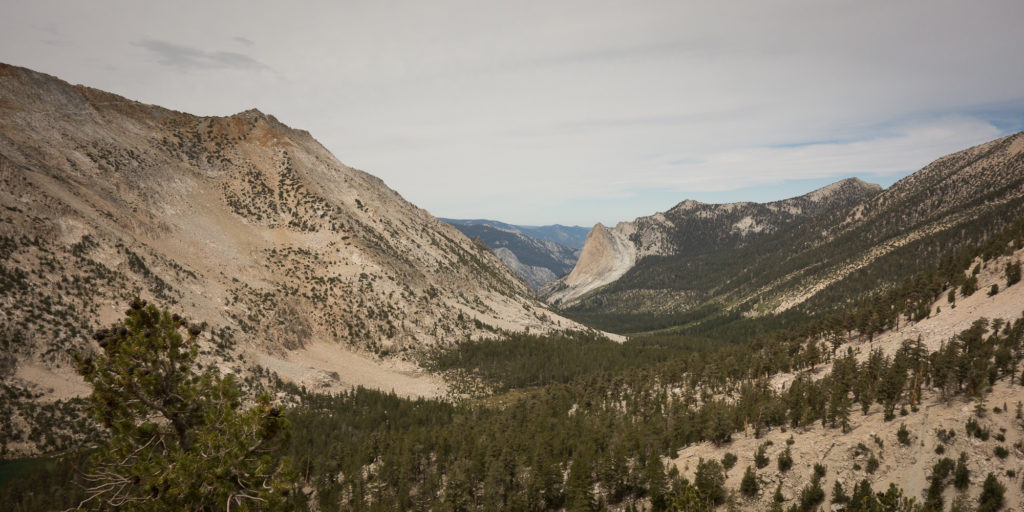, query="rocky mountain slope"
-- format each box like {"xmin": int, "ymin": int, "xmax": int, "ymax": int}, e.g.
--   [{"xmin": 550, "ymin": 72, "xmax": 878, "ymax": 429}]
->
[
  {"xmin": 673, "ymin": 246, "xmax": 1024, "ymax": 511},
  {"xmin": 0, "ymin": 63, "xmax": 581, "ymax": 455},
  {"xmin": 442, "ymin": 219, "xmax": 581, "ymax": 289},
  {"xmin": 548, "ymin": 132, "xmax": 1024, "ymax": 333},
  {"xmin": 543, "ymin": 178, "xmax": 881, "ymax": 307}
]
